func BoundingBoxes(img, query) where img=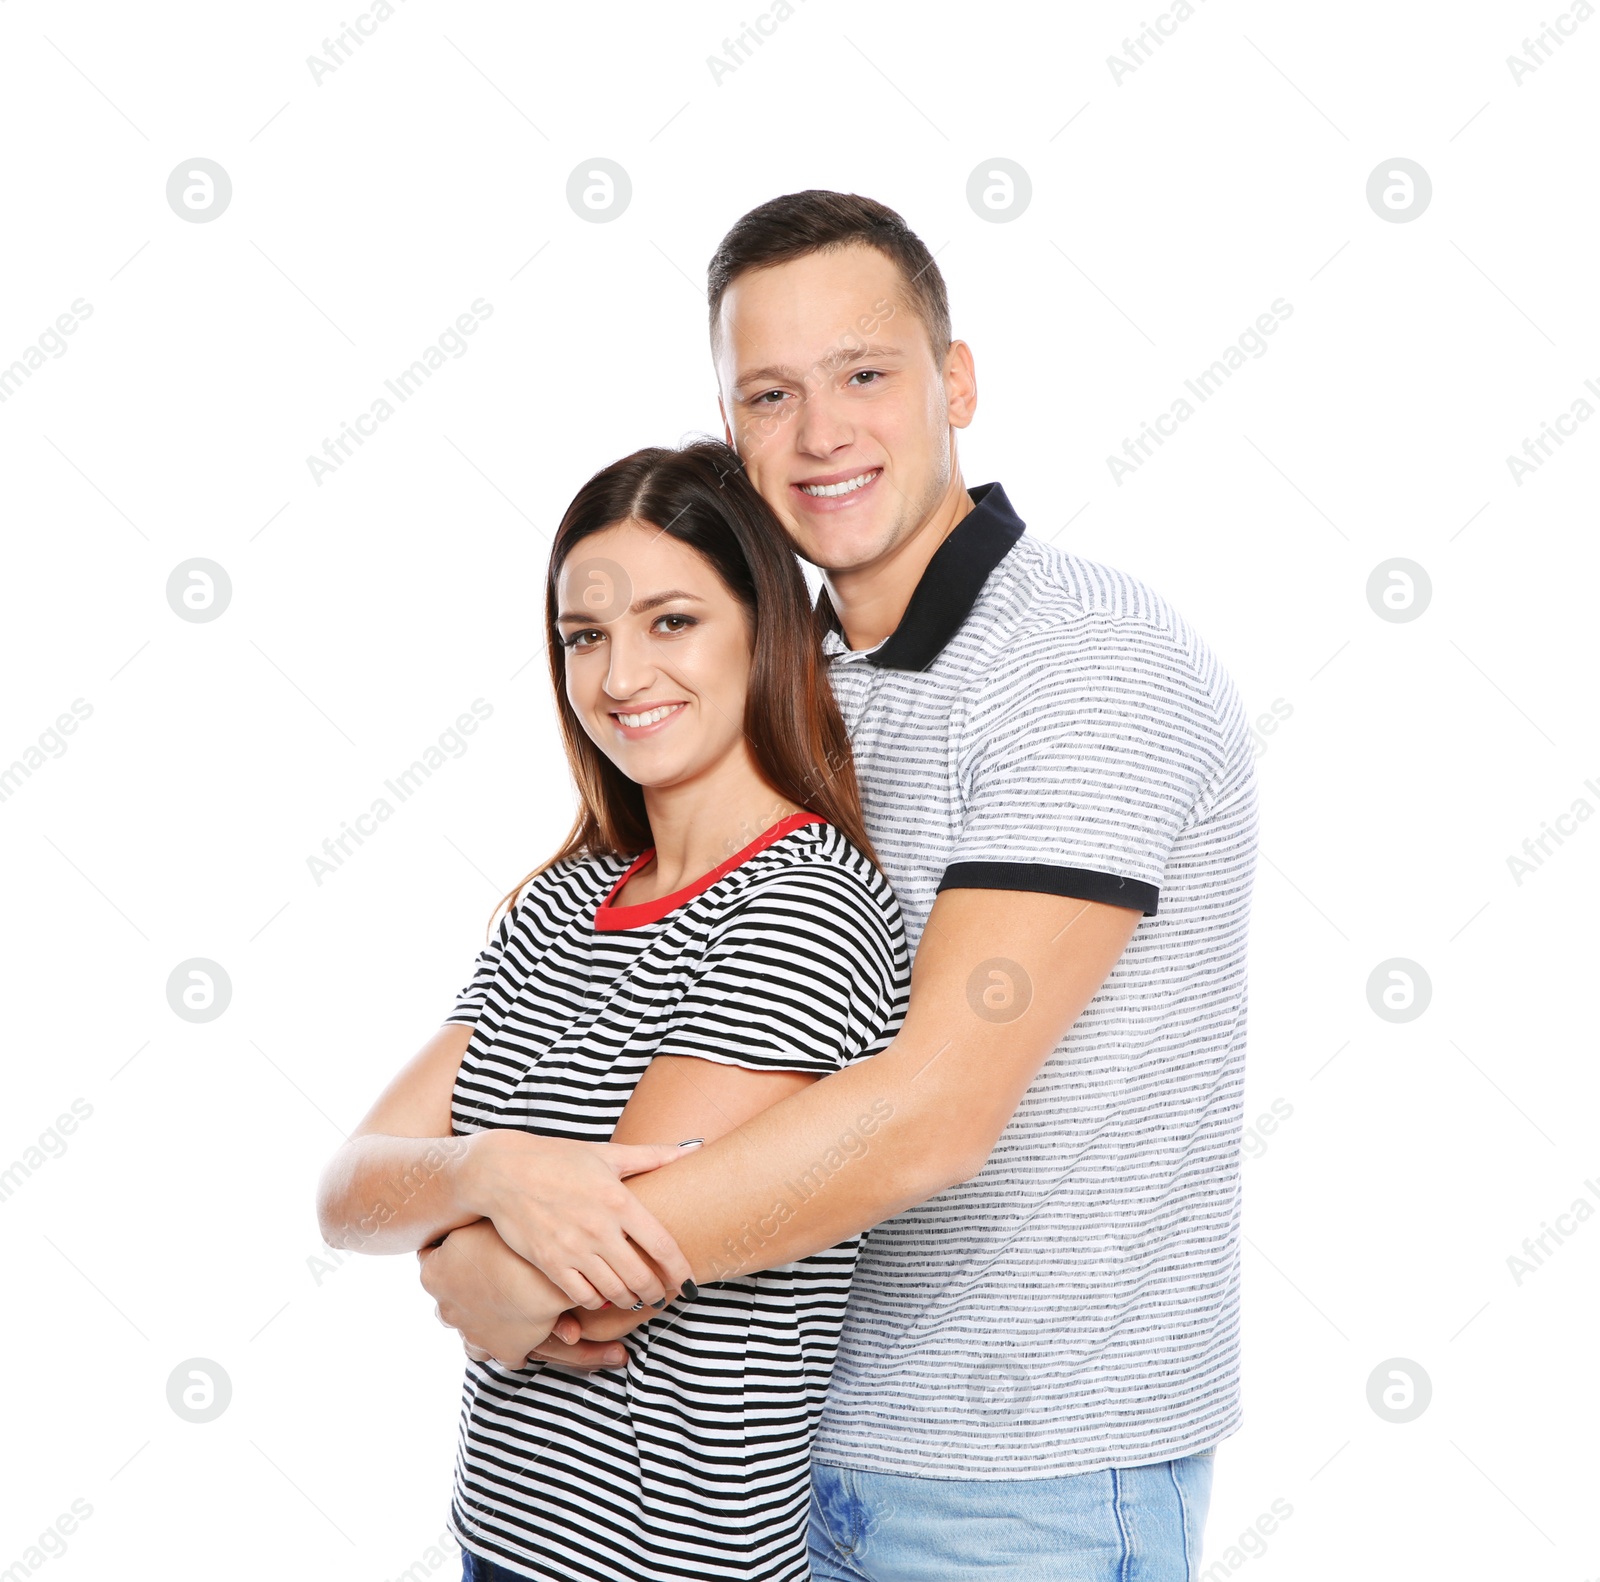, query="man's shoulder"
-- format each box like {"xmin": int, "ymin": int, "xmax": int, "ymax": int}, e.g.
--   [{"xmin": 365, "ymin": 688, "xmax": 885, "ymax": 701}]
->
[
  {"xmin": 953, "ymin": 530, "xmax": 1253, "ymax": 785},
  {"xmin": 988, "ymin": 532, "xmax": 1187, "ymax": 638},
  {"xmin": 971, "ymin": 533, "xmax": 1228, "ymax": 689}
]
